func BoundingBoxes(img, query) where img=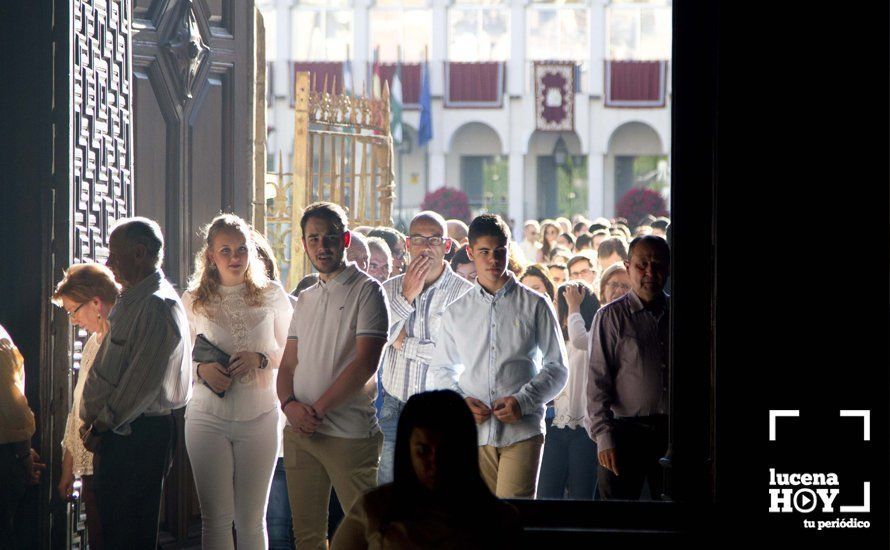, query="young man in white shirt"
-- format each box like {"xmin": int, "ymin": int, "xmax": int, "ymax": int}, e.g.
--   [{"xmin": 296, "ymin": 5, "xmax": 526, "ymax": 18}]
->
[
  {"xmin": 277, "ymin": 202, "xmax": 389, "ymax": 549},
  {"xmin": 429, "ymin": 214, "xmax": 568, "ymax": 498}
]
